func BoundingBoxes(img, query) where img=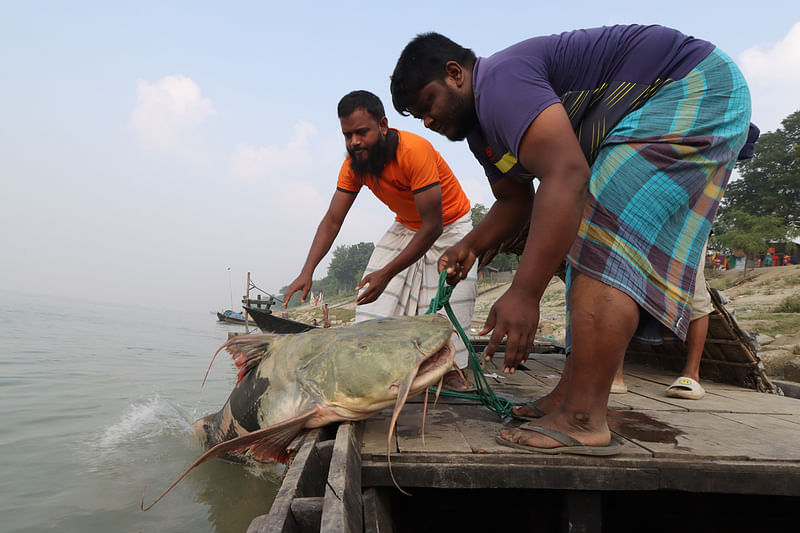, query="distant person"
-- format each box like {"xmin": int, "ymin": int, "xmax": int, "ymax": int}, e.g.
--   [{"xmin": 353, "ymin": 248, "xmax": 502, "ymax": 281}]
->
[
  {"xmin": 311, "ymin": 318, "xmax": 319, "ymax": 327},
  {"xmin": 765, "ymin": 254, "xmax": 773, "ymax": 267},
  {"xmin": 391, "ymin": 25, "xmax": 753, "ymax": 454},
  {"xmin": 283, "ymin": 90, "xmax": 477, "ymax": 391}
]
